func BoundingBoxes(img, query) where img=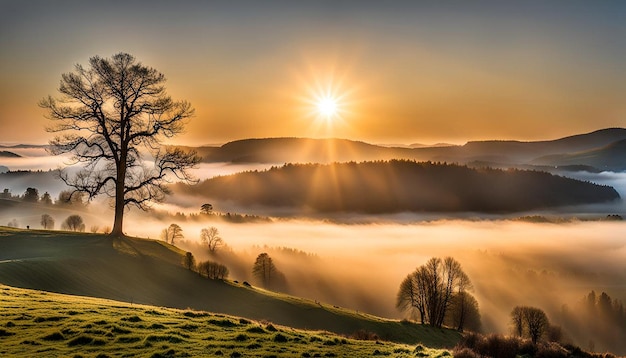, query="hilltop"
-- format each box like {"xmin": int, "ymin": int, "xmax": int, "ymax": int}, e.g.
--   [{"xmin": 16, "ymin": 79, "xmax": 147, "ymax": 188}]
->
[{"xmin": 0, "ymin": 227, "xmax": 461, "ymax": 347}]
